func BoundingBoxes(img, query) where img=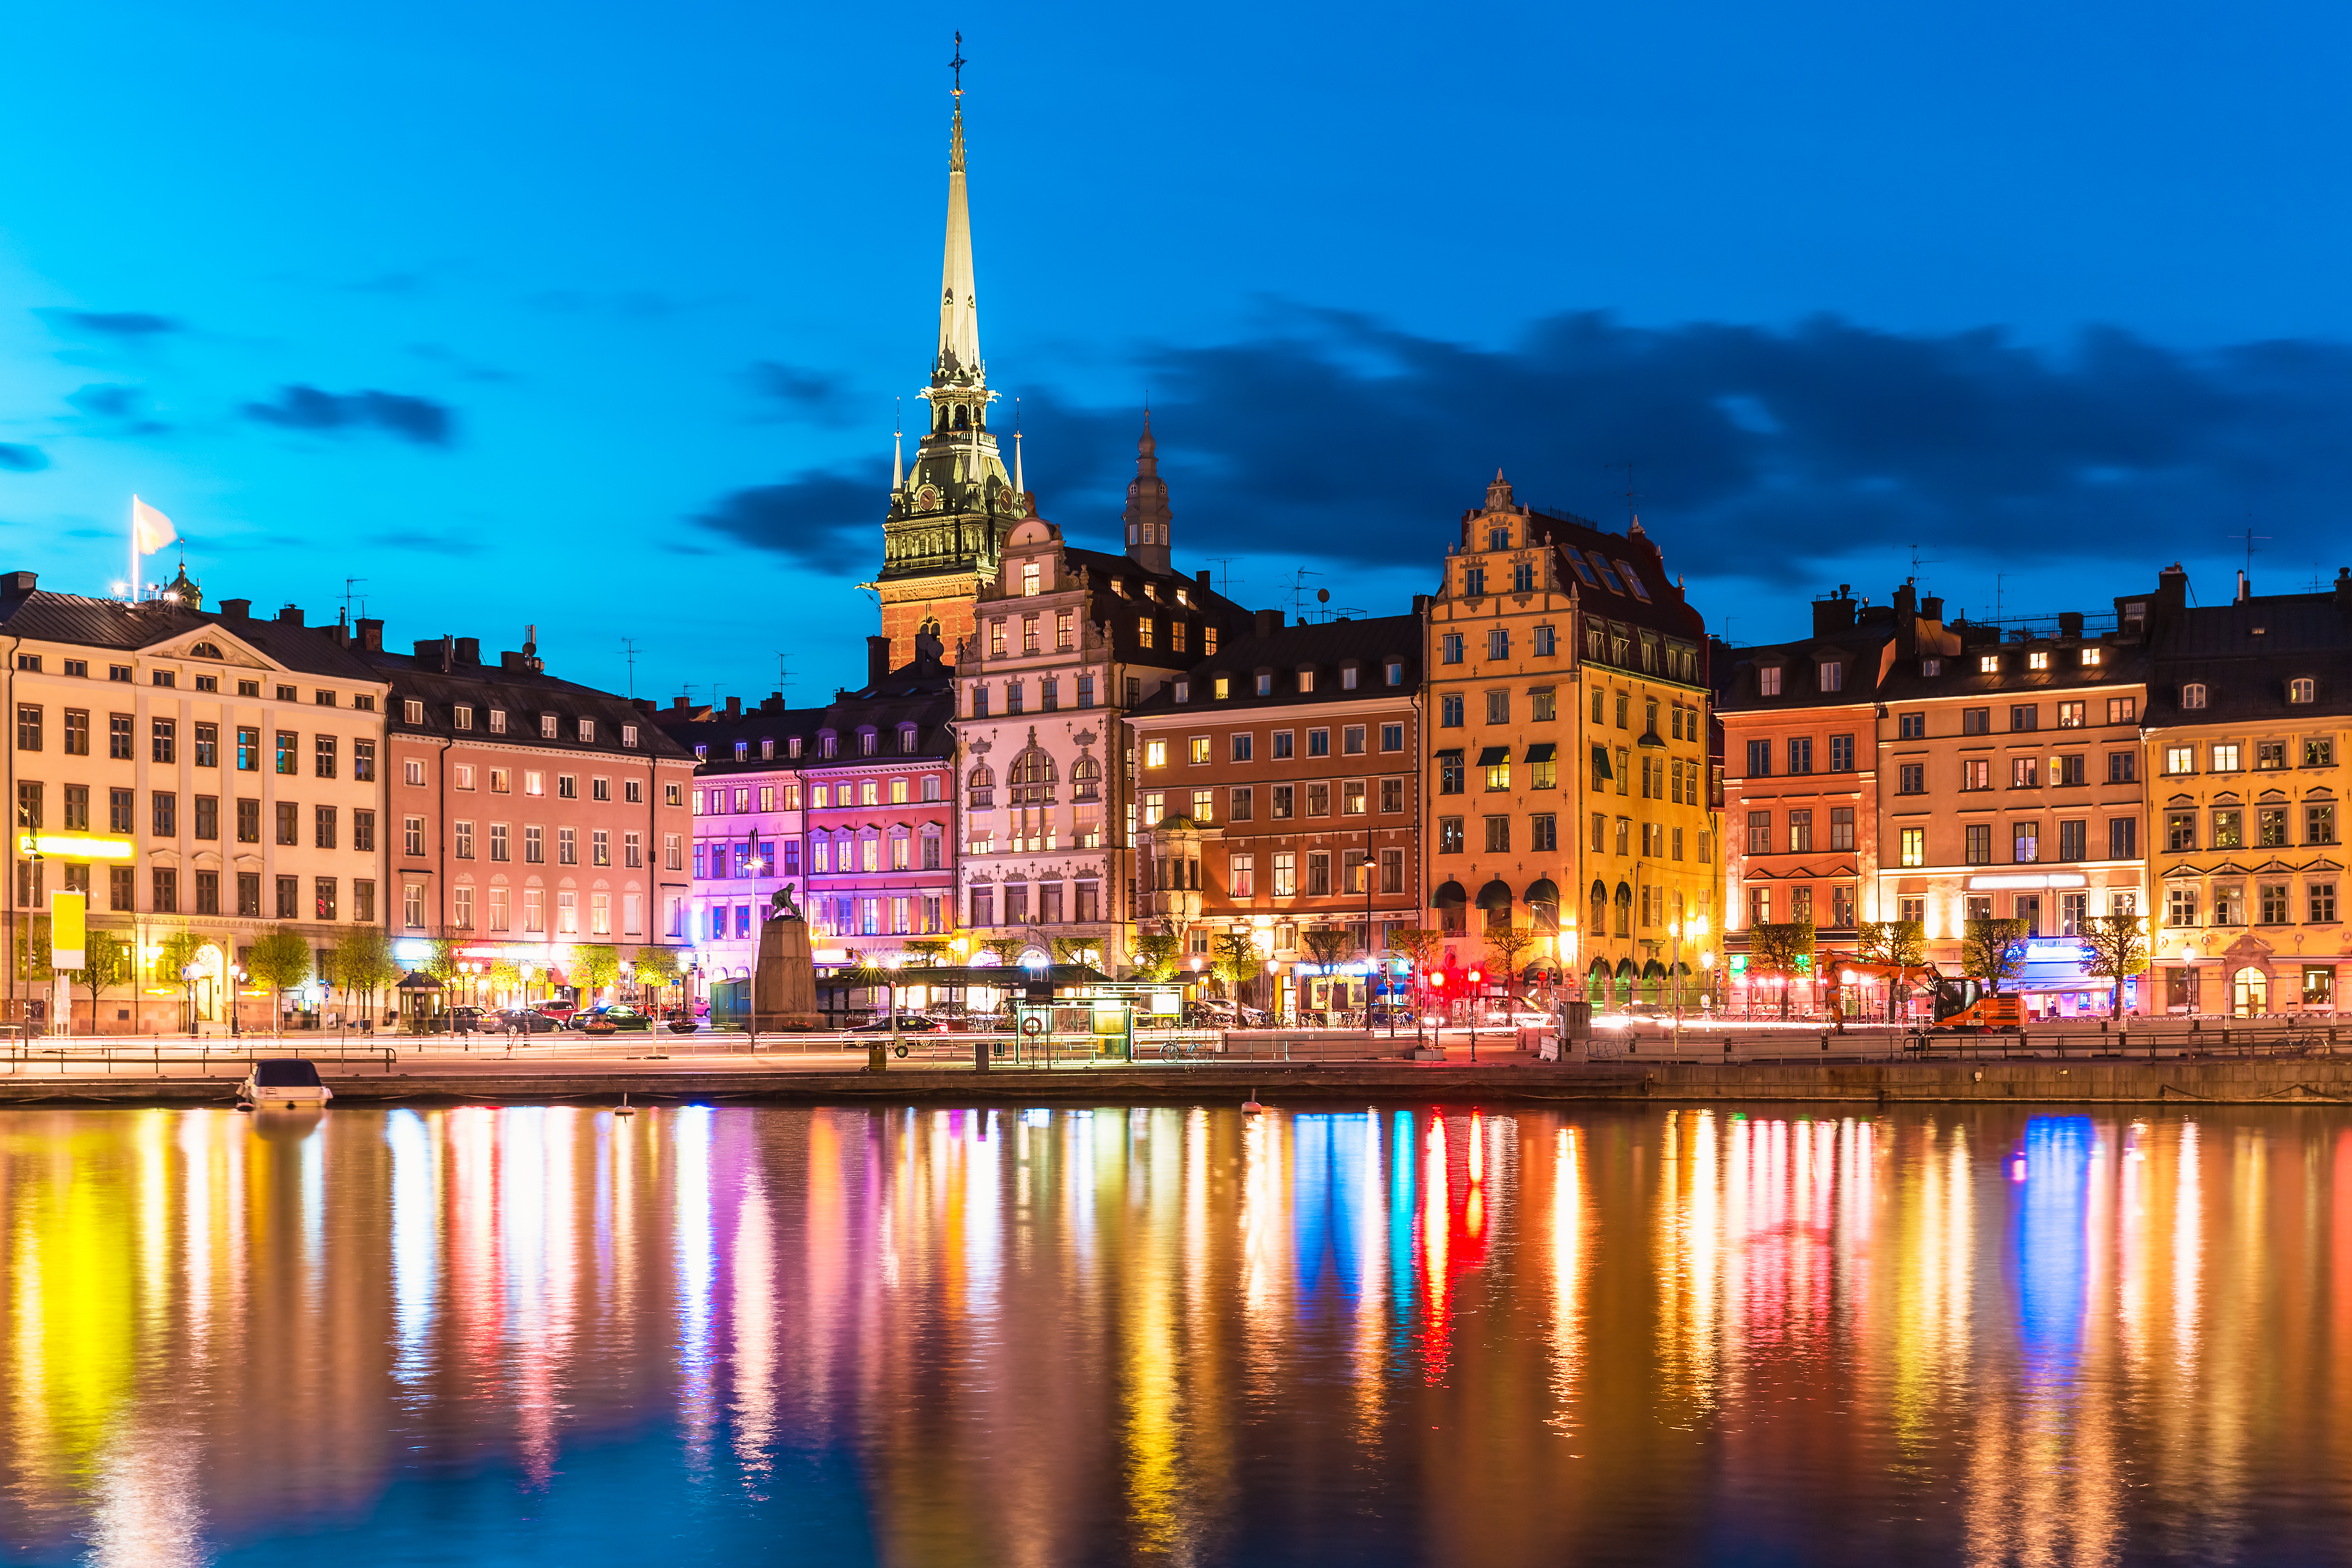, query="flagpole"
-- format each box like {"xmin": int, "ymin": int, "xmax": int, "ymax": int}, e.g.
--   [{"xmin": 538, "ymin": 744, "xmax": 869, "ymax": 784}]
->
[{"xmin": 129, "ymin": 497, "xmax": 139, "ymax": 602}]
